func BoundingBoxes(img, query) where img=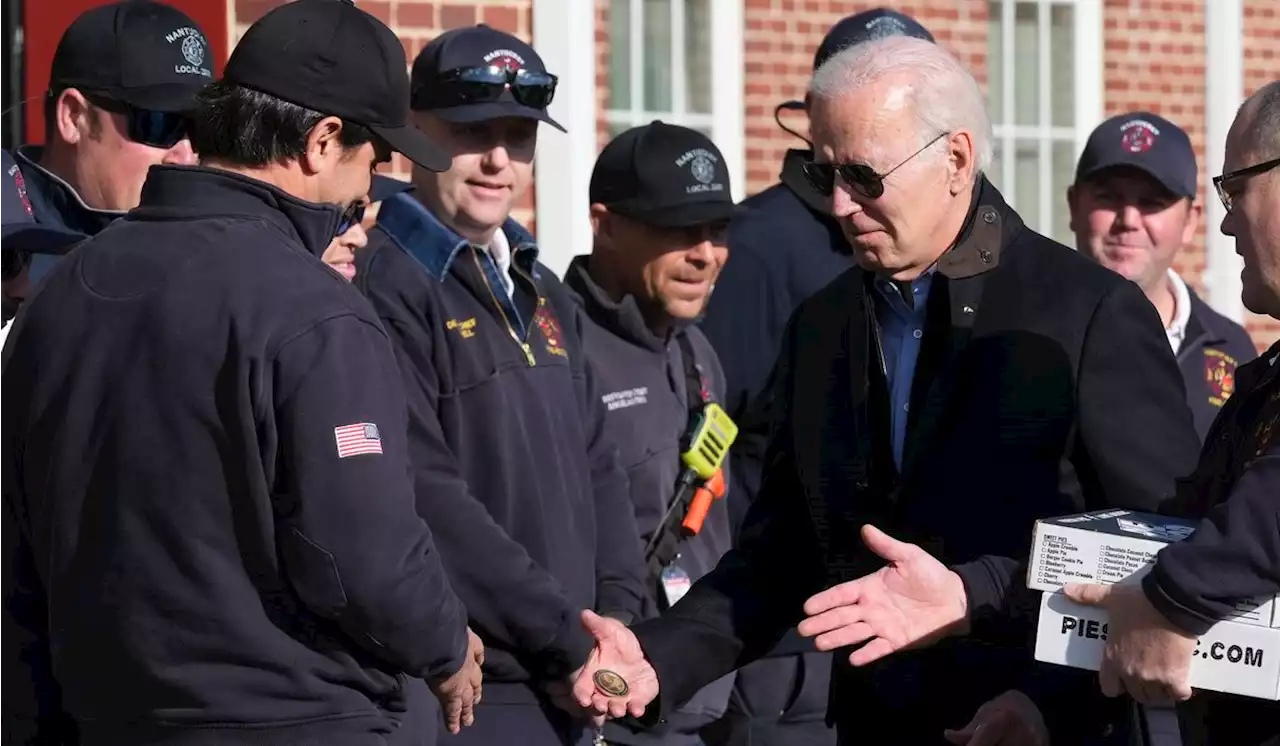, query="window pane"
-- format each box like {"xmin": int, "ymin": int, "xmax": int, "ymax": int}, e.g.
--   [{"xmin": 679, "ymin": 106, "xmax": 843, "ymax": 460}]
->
[
  {"xmin": 608, "ymin": 0, "xmax": 631, "ymax": 110},
  {"xmin": 988, "ymin": 138, "xmax": 1005, "ymax": 192},
  {"xmin": 1052, "ymin": 140, "xmax": 1077, "ymax": 246},
  {"xmin": 607, "ymin": 120, "xmax": 633, "ymax": 140},
  {"xmin": 685, "ymin": 0, "xmax": 712, "ymax": 114},
  {"xmin": 1051, "ymin": 4, "xmax": 1075, "ymax": 127},
  {"xmin": 644, "ymin": 0, "xmax": 673, "ymax": 112},
  {"xmin": 987, "ymin": 2, "xmax": 1004, "ymax": 122},
  {"xmin": 1014, "ymin": 138, "xmax": 1040, "ymax": 228},
  {"xmin": 1014, "ymin": 2, "xmax": 1039, "ymax": 126}
]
